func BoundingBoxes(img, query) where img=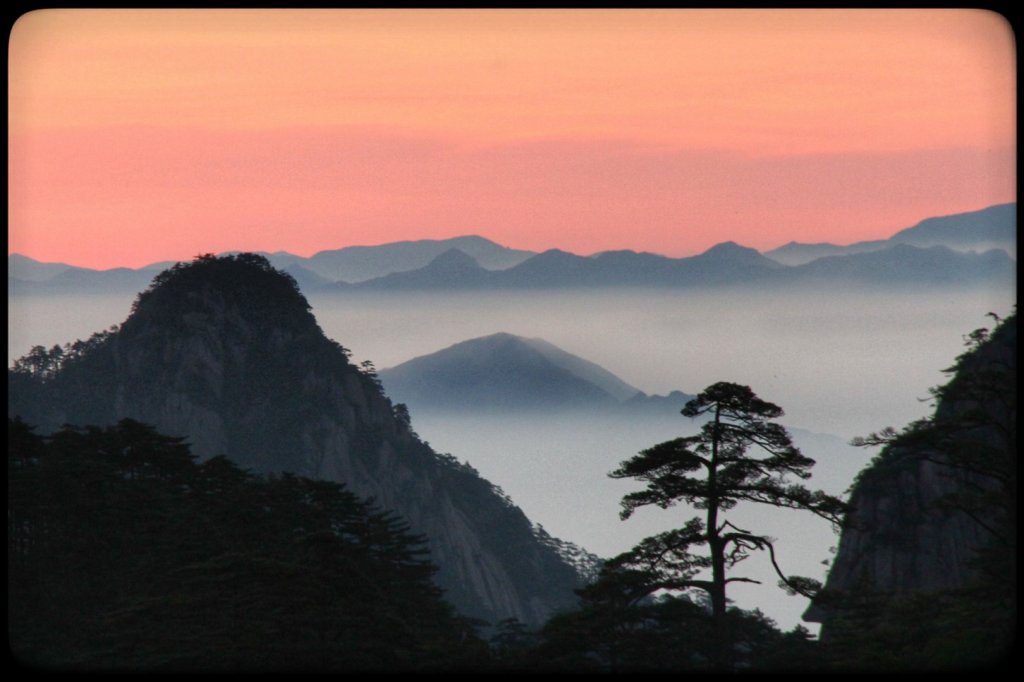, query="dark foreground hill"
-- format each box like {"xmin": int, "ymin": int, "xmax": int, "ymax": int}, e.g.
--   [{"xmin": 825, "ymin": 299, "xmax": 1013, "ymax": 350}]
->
[{"xmin": 8, "ymin": 254, "xmax": 588, "ymax": 628}]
